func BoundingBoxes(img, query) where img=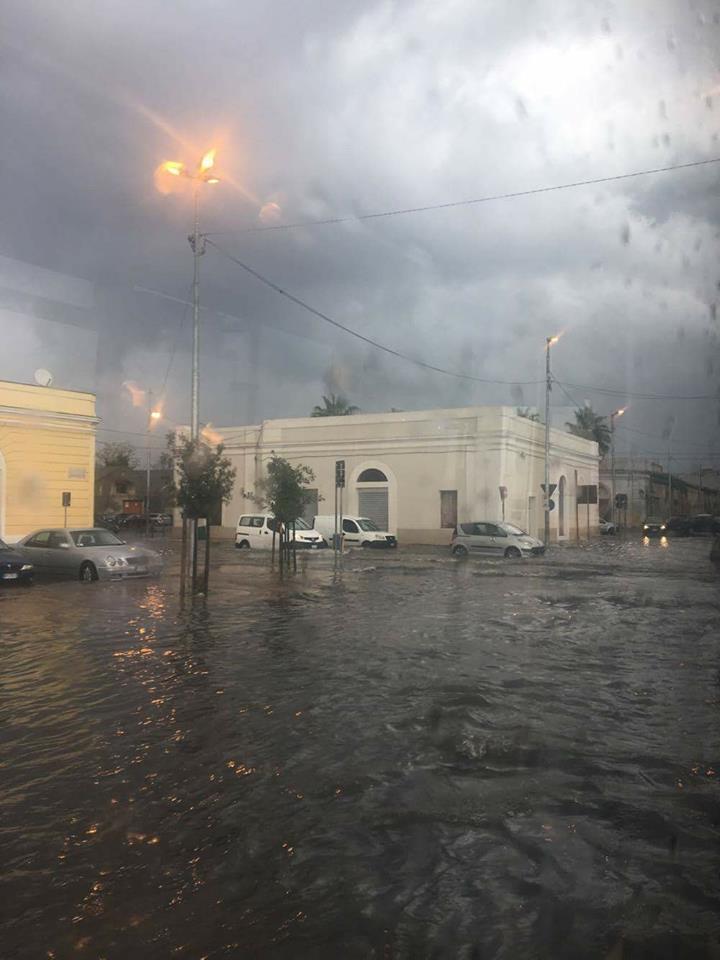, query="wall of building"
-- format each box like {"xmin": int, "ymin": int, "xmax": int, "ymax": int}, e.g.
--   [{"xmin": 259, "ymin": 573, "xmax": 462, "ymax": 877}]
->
[
  {"xmin": 0, "ymin": 380, "xmax": 97, "ymax": 541},
  {"xmin": 219, "ymin": 406, "xmax": 599, "ymax": 545}
]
